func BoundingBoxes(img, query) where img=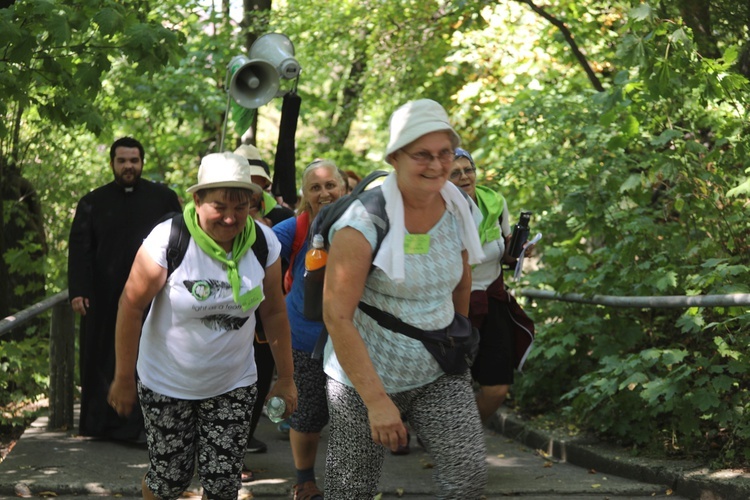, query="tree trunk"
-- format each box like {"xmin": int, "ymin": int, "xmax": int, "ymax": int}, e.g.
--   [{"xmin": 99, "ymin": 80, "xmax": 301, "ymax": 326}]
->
[
  {"xmin": 678, "ymin": 0, "xmax": 721, "ymax": 59},
  {"xmin": 242, "ymin": 0, "xmax": 272, "ymax": 146},
  {"xmin": 329, "ymin": 42, "xmax": 369, "ymax": 147}
]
